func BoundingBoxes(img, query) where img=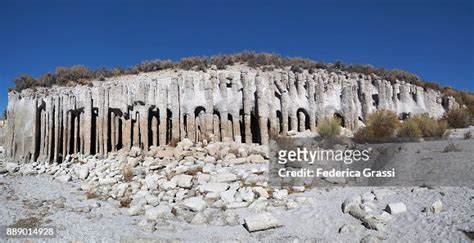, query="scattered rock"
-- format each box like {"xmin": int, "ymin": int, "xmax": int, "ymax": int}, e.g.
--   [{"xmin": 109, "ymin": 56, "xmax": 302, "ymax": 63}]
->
[
  {"xmin": 128, "ymin": 205, "xmax": 143, "ymax": 216},
  {"xmin": 199, "ymin": 183, "xmax": 229, "ymax": 193},
  {"xmin": 128, "ymin": 147, "xmax": 141, "ymax": 158},
  {"xmin": 342, "ymin": 195, "xmax": 361, "ymax": 213},
  {"xmin": 160, "ymin": 180, "xmax": 177, "ymax": 190},
  {"xmin": 145, "ymin": 174, "xmax": 160, "ymax": 189},
  {"xmin": 215, "ymin": 173, "xmax": 238, "ymax": 183},
  {"xmin": 339, "ymin": 224, "xmax": 362, "ymax": 234},
  {"xmin": 177, "ymin": 174, "xmax": 193, "ymax": 188},
  {"xmin": 372, "ymin": 189, "xmax": 394, "ymax": 201},
  {"xmin": 220, "ymin": 189, "xmax": 236, "ymax": 203},
  {"xmin": 78, "ymin": 166, "xmax": 89, "ymax": 180},
  {"xmin": 183, "ymin": 197, "xmax": 207, "ymax": 212},
  {"xmin": 429, "ymin": 199, "xmax": 443, "ymax": 213},
  {"xmin": 385, "ymin": 202, "xmax": 407, "ymax": 215},
  {"xmin": 190, "ymin": 212, "xmax": 208, "ymax": 225},
  {"xmin": 243, "ymin": 213, "xmax": 282, "ymax": 232},
  {"xmin": 254, "ymin": 187, "xmax": 269, "ymax": 199},
  {"xmin": 56, "ymin": 175, "xmax": 71, "ymax": 183},
  {"xmin": 5, "ymin": 162, "xmax": 19, "ymax": 173},
  {"xmin": 99, "ymin": 177, "xmax": 117, "ymax": 185},
  {"xmin": 247, "ymin": 154, "xmax": 265, "ymax": 163},
  {"xmin": 273, "ymin": 189, "xmax": 288, "ymax": 200},
  {"xmin": 360, "ymin": 234, "xmax": 383, "ymax": 243},
  {"xmin": 145, "ymin": 205, "xmax": 172, "ymax": 220}
]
